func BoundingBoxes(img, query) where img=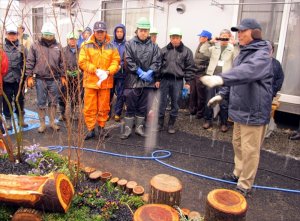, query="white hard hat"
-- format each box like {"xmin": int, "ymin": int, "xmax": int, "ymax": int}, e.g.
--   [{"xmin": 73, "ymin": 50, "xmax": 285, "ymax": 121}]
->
[
  {"xmin": 6, "ymin": 24, "xmax": 18, "ymax": 34},
  {"xmin": 41, "ymin": 22, "xmax": 55, "ymax": 35}
]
